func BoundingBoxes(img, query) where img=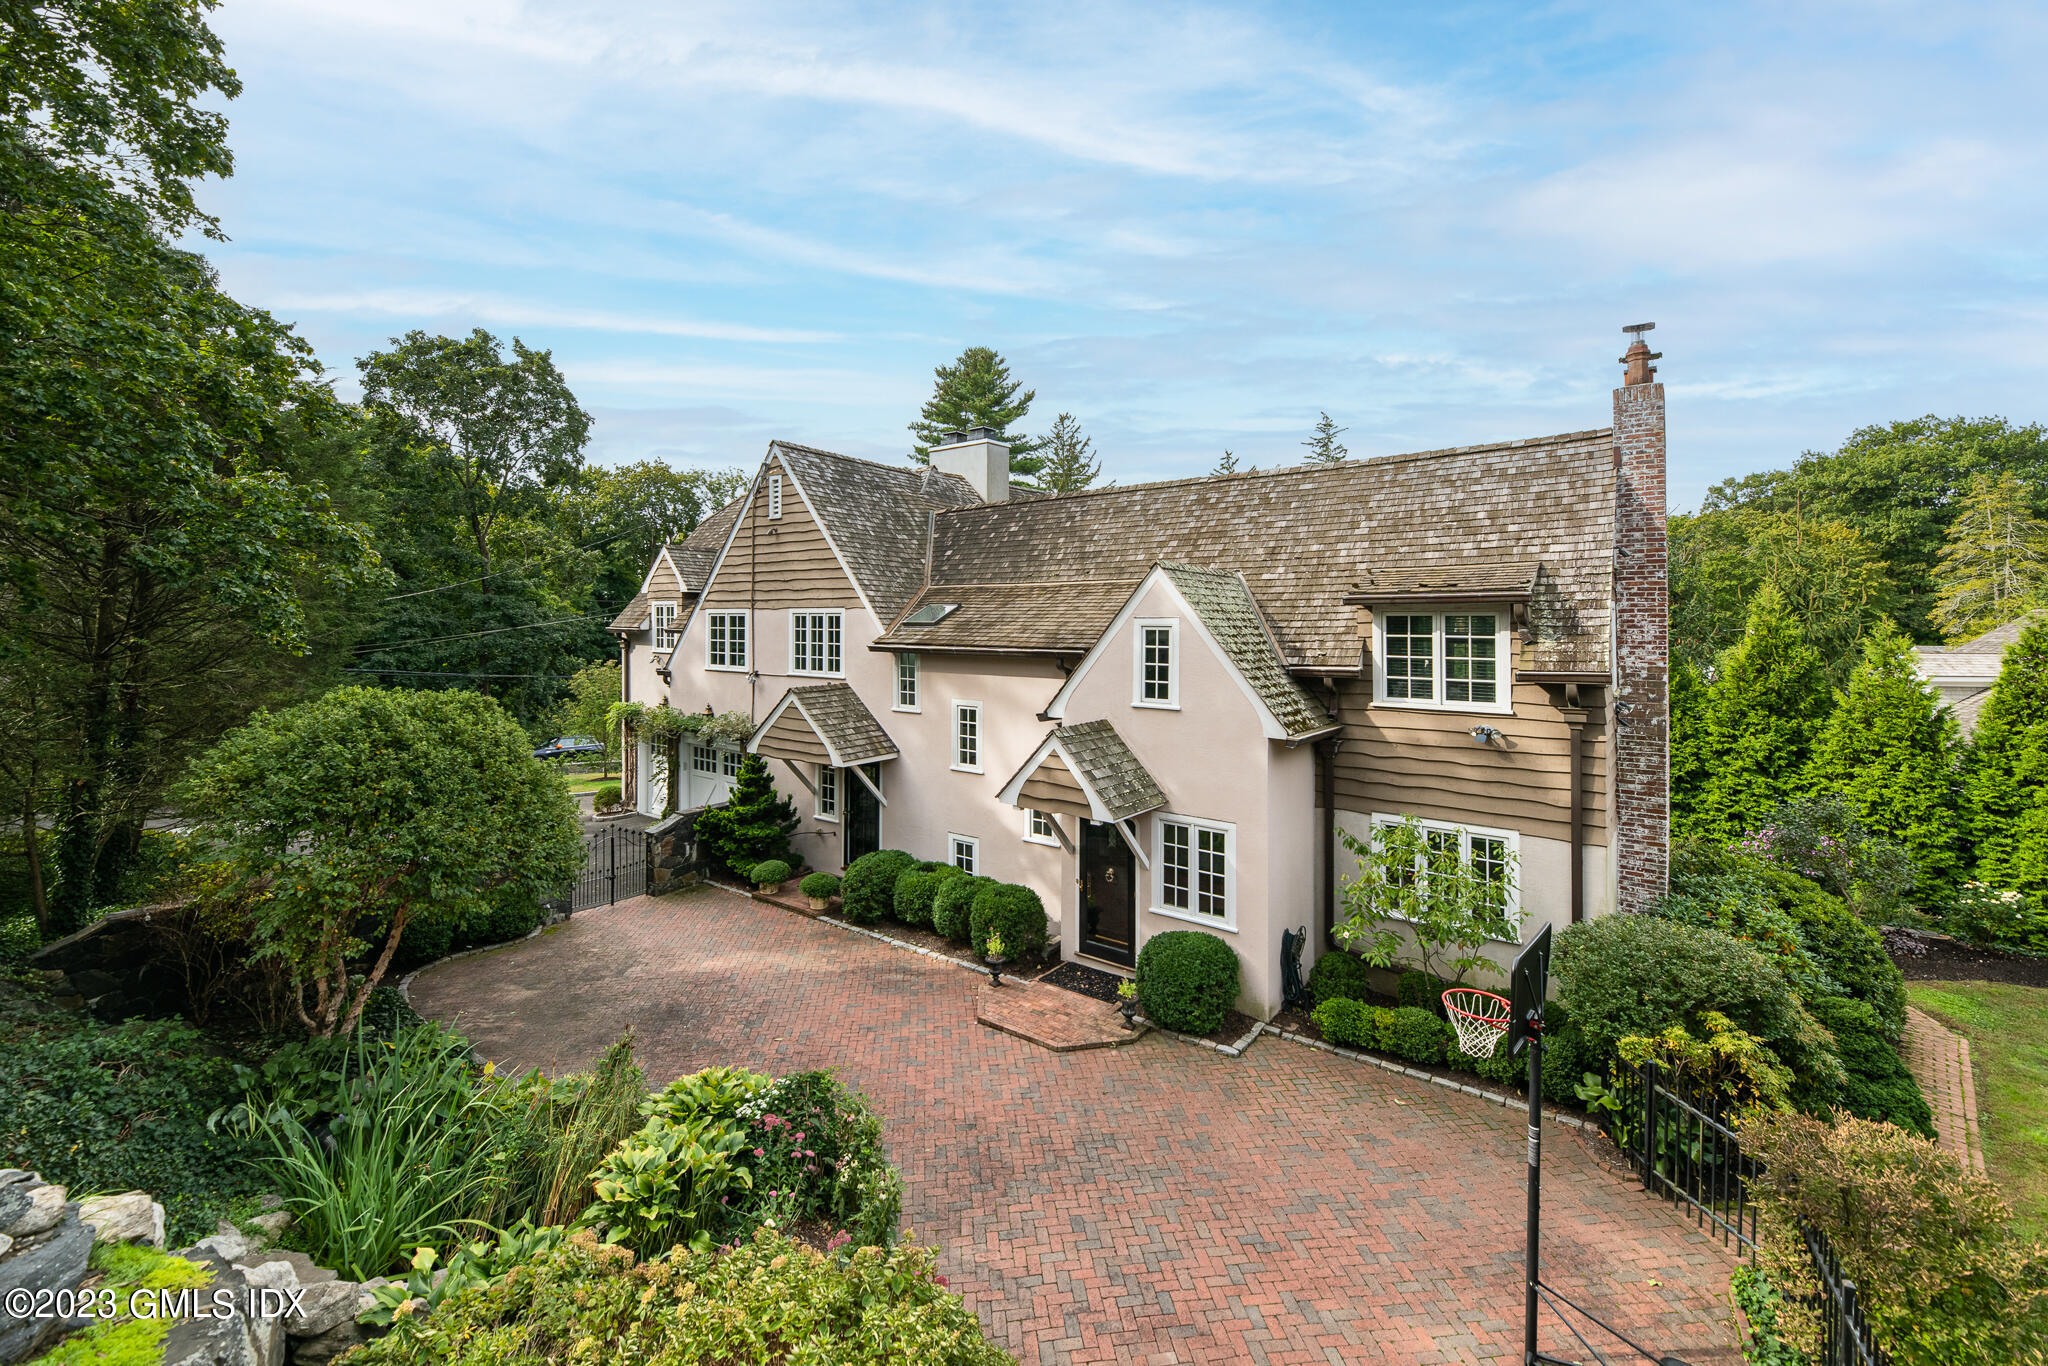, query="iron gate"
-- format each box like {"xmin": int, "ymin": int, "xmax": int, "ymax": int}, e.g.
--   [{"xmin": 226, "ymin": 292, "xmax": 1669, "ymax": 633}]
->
[{"xmin": 572, "ymin": 823, "xmax": 646, "ymax": 911}]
